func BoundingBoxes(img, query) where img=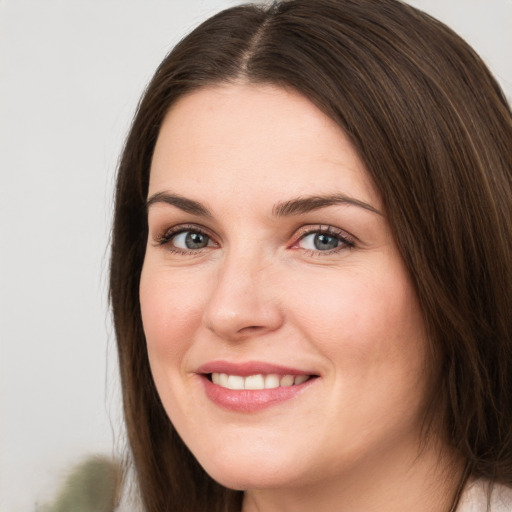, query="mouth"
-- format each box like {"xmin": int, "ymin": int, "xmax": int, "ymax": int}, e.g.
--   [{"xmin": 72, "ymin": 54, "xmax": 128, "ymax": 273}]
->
[
  {"xmin": 197, "ymin": 361, "xmax": 318, "ymax": 412},
  {"xmin": 207, "ymin": 372, "xmax": 312, "ymax": 390}
]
